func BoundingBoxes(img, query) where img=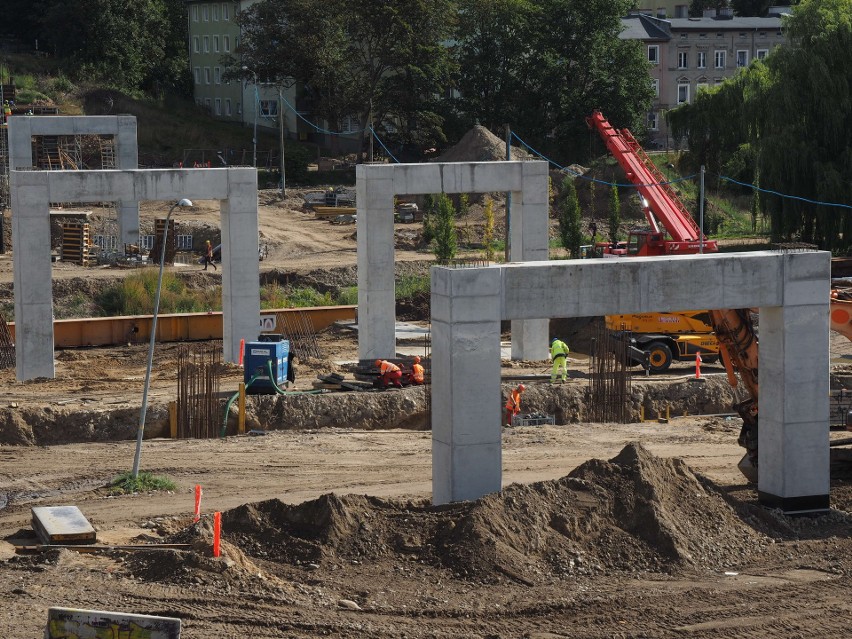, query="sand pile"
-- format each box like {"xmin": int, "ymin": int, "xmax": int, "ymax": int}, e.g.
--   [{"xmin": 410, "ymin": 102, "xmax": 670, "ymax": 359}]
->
[
  {"xmin": 206, "ymin": 444, "xmax": 765, "ymax": 585},
  {"xmin": 436, "ymin": 125, "xmax": 535, "ymax": 163}
]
